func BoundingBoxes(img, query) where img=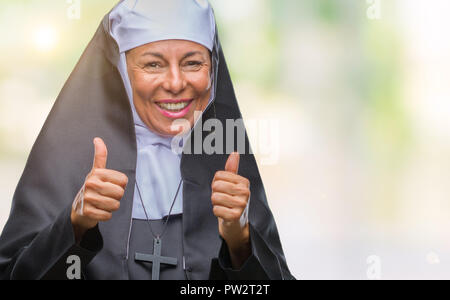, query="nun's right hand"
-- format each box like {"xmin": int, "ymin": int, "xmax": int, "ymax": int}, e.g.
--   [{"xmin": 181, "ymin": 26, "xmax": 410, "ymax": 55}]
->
[{"xmin": 70, "ymin": 137, "xmax": 128, "ymax": 243}]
